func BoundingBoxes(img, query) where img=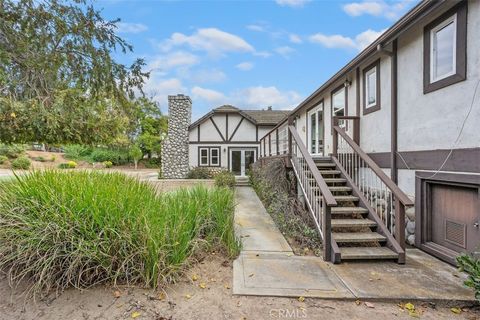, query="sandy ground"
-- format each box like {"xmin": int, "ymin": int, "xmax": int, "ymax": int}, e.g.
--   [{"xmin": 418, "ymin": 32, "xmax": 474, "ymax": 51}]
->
[{"xmin": 0, "ymin": 255, "xmax": 478, "ymax": 320}]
